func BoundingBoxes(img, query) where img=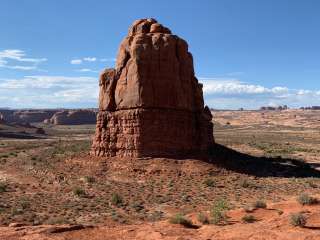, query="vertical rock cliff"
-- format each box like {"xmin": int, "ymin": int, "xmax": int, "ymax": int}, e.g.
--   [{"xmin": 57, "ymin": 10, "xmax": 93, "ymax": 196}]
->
[{"xmin": 91, "ymin": 18, "xmax": 214, "ymax": 157}]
